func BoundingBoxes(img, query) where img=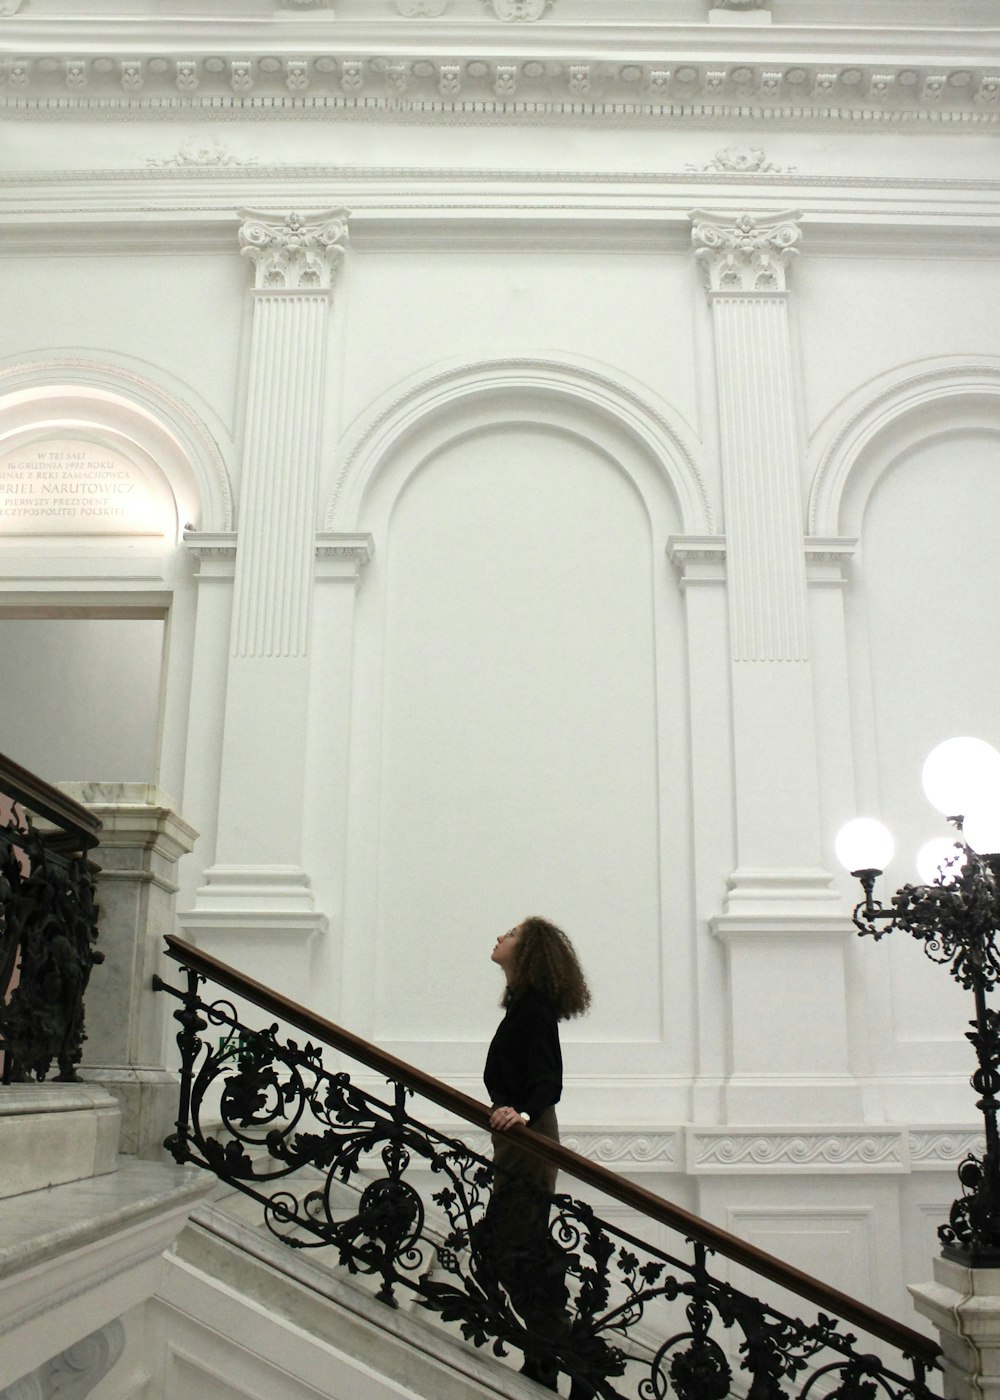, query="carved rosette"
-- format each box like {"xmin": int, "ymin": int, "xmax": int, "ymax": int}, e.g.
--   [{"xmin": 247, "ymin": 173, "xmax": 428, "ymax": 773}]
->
[
  {"xmin": 691, "ymin": 211, "xmax": 802, "ymax": 294},
  {"xmin": 239, "ymin": 209, "xmax": 350, "ymax": 292},
  {"xmin": 486, "ymin": 0, "xmax": 553, "ymax": 19}
]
